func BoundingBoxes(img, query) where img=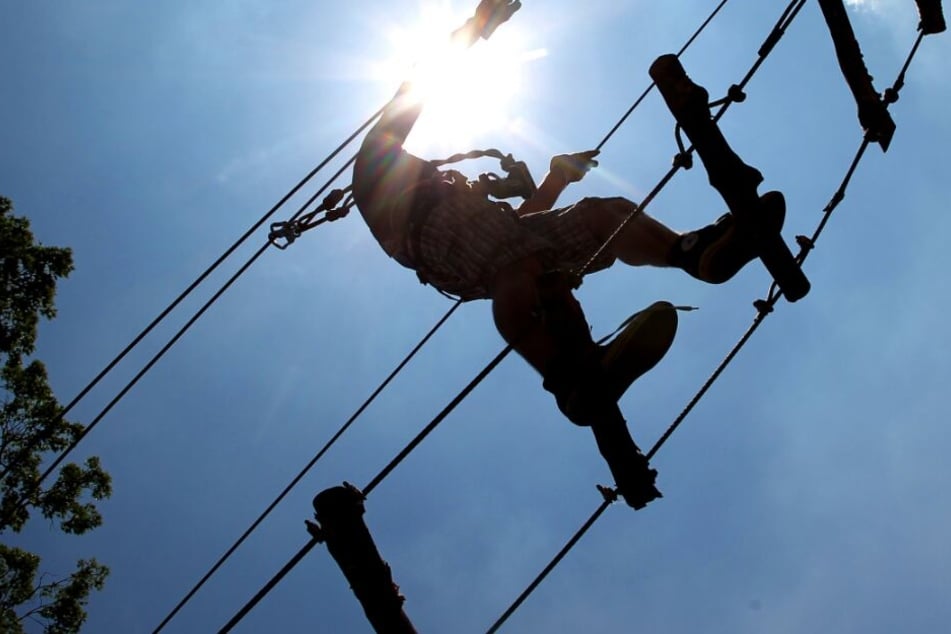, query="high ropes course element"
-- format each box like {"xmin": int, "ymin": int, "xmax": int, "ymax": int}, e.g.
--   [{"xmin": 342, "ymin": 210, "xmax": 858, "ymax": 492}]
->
[{"xmin": 13, "ymin": 0, "xmax": 944, "ymax": 632}]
